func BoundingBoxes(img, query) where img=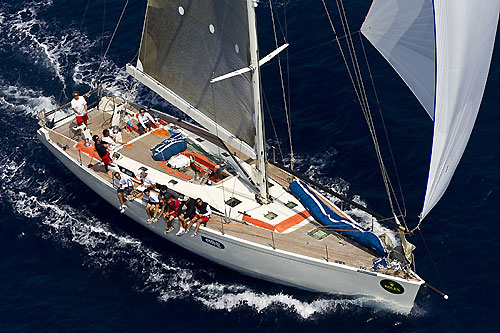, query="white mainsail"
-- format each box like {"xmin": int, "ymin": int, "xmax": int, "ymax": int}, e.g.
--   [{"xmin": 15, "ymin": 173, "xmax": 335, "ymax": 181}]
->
[{"xmin": 362, "ymin": 0, "xmax": 499, "ymax": 220}]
